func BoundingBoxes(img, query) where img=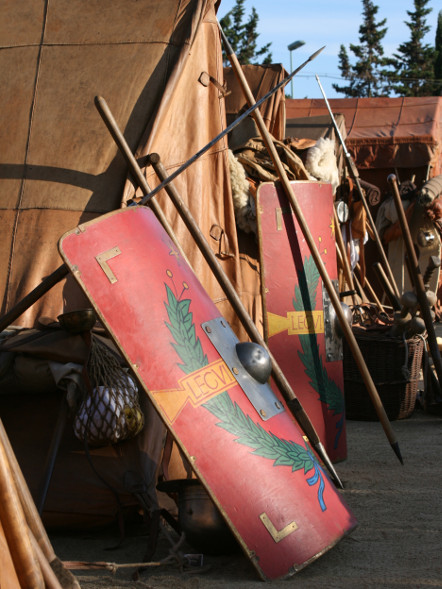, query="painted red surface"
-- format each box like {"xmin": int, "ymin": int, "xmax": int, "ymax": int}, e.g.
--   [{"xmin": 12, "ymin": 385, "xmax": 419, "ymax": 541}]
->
[
  {"xmin": 59, "ymin": 206, "xmax": 356, "ymax": 580},
  {"xmin": 258, "ymin": 181, "xmax": 347, "ymax": 463}
]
